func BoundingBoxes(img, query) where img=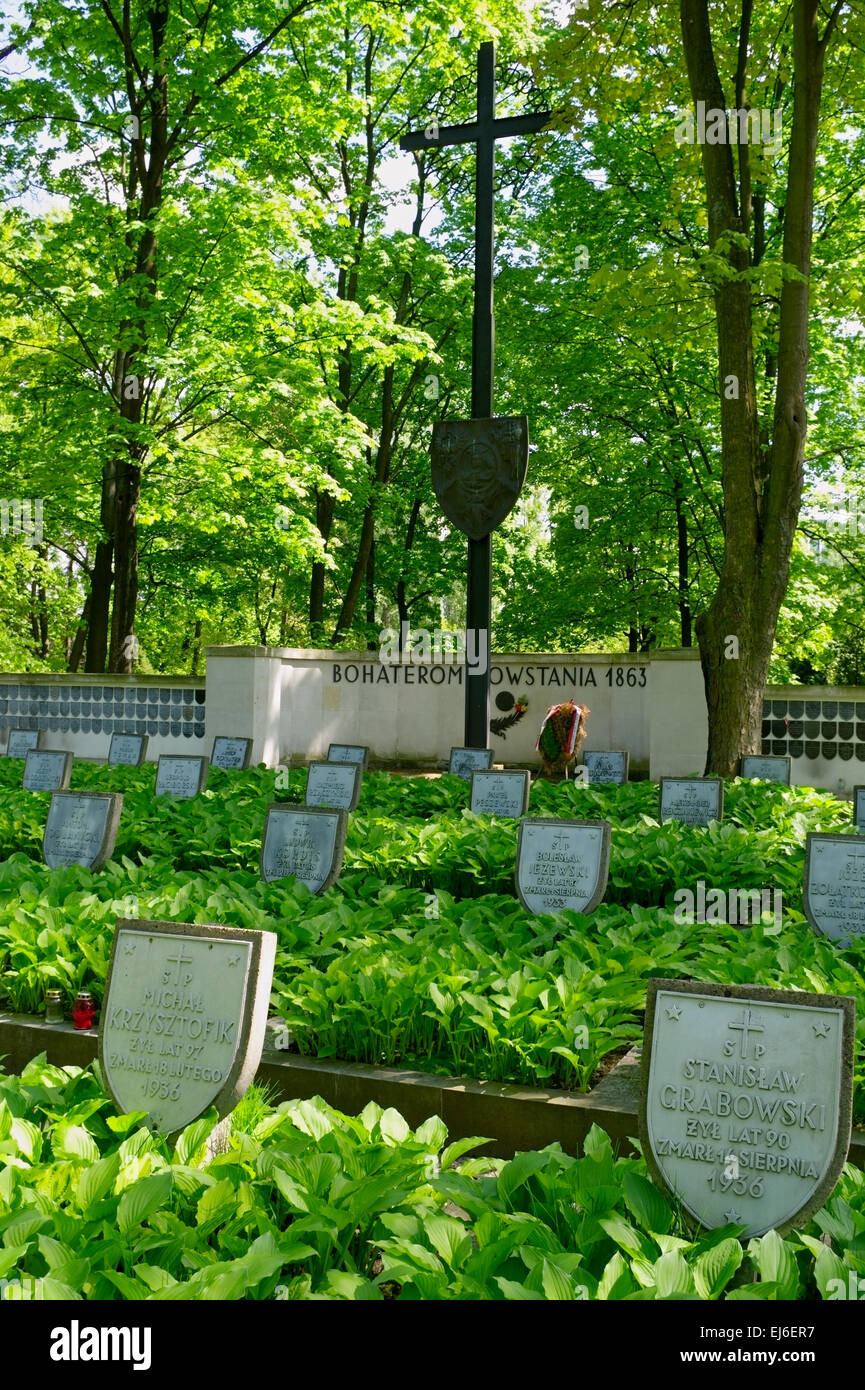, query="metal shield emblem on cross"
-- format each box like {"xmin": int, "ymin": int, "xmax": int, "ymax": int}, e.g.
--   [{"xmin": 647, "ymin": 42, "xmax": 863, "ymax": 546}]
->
[{"xmin": 431, "ymin": 416, "xmax": 529, "ymax": 540}]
